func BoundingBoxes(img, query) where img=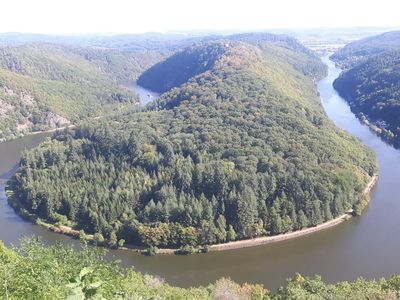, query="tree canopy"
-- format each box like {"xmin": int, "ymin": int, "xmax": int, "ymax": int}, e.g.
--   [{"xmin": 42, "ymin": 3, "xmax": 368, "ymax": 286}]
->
[
  {"xmin": 332, "ymin": 32, "xmax": 400, "ymax": 146},
  {"xmin": 0, "ymin": 43, "xmax": 168, "ymax": 142}
]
